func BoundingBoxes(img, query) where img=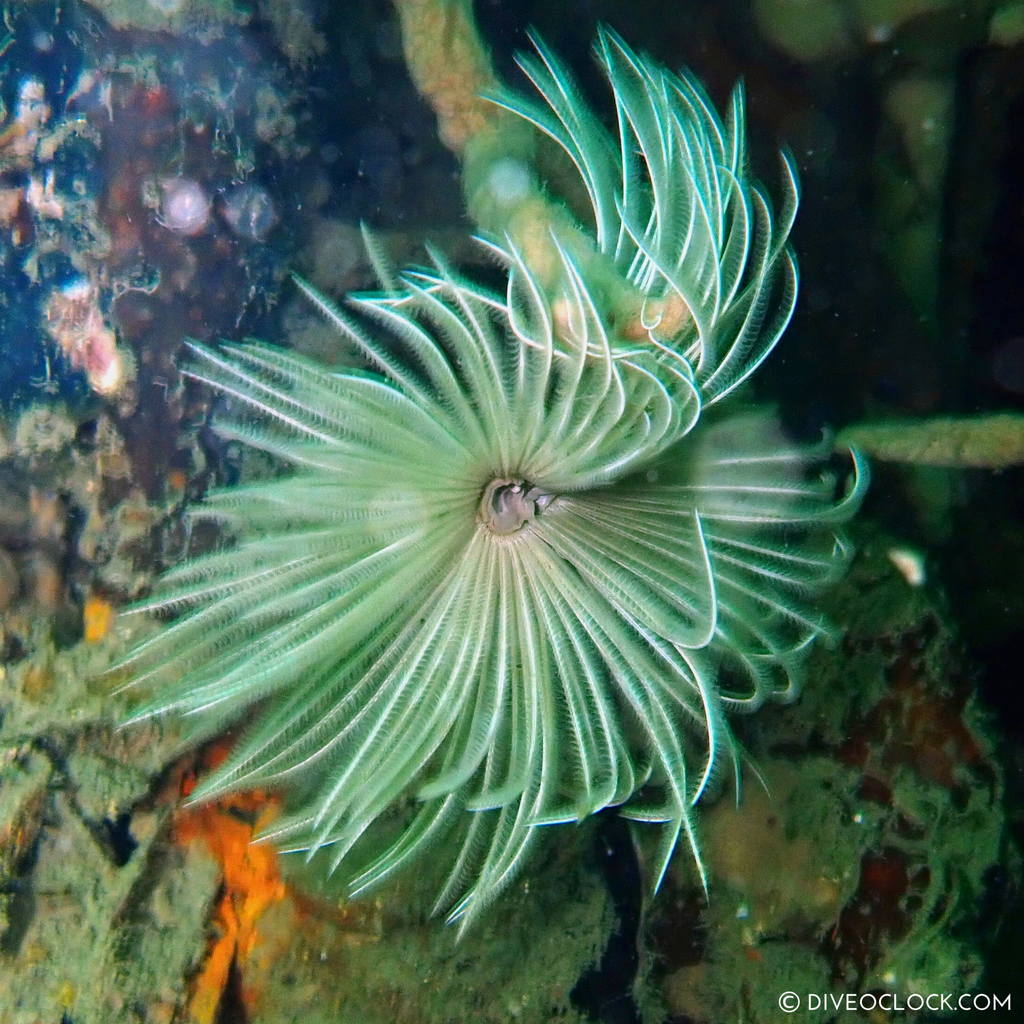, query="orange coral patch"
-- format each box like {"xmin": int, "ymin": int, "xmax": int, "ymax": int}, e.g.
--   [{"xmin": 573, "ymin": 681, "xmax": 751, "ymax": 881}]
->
[
  {"xmin": 167, "ymin": 468, "xmax": 188, "ymax": 495},
  {"xmin": 83, "ymin": 594, "xmax": 114, "ymax": 643},
  {"xmin": 174, "ymin": 788, "xmax": 288, "ymax": 1024}
]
